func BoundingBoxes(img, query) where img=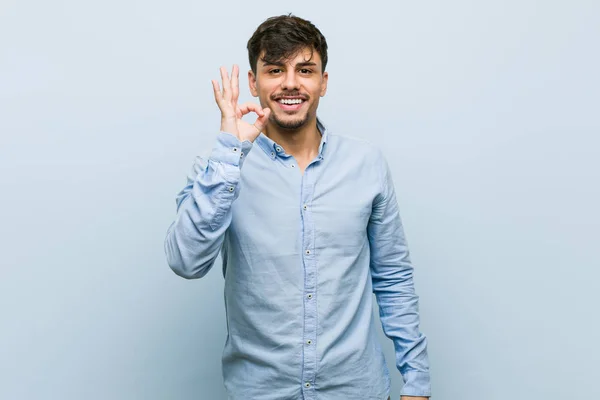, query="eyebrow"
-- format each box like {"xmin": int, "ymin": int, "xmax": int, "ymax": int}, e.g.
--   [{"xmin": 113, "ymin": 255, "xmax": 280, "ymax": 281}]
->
[{"xmin": 262, "ymin": 61, "xmax": 318, "ymax": 68}]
